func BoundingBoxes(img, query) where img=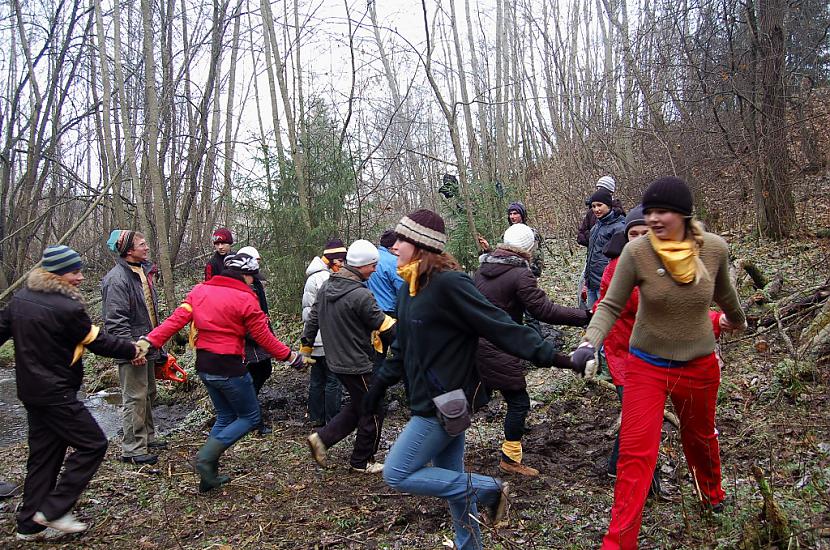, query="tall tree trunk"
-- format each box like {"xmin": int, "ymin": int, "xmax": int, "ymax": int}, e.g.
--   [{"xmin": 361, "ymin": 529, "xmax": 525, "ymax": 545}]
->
[
  {"xmin": 754, "ymin": 0, "xmax": 793, "ymax": 239},
  {"xmin": 140, "ymin": 0, "xmax": 175, "ymax": 308}
]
